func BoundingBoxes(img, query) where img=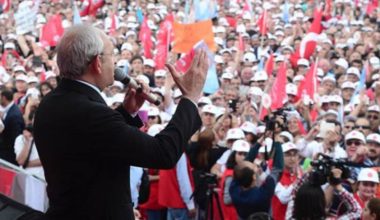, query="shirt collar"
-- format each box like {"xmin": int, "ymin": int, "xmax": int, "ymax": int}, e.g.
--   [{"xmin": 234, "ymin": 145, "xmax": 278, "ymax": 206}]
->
[{"xmin": 75, "ymin": 80, "xmax": 102, "ymax": 97}]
